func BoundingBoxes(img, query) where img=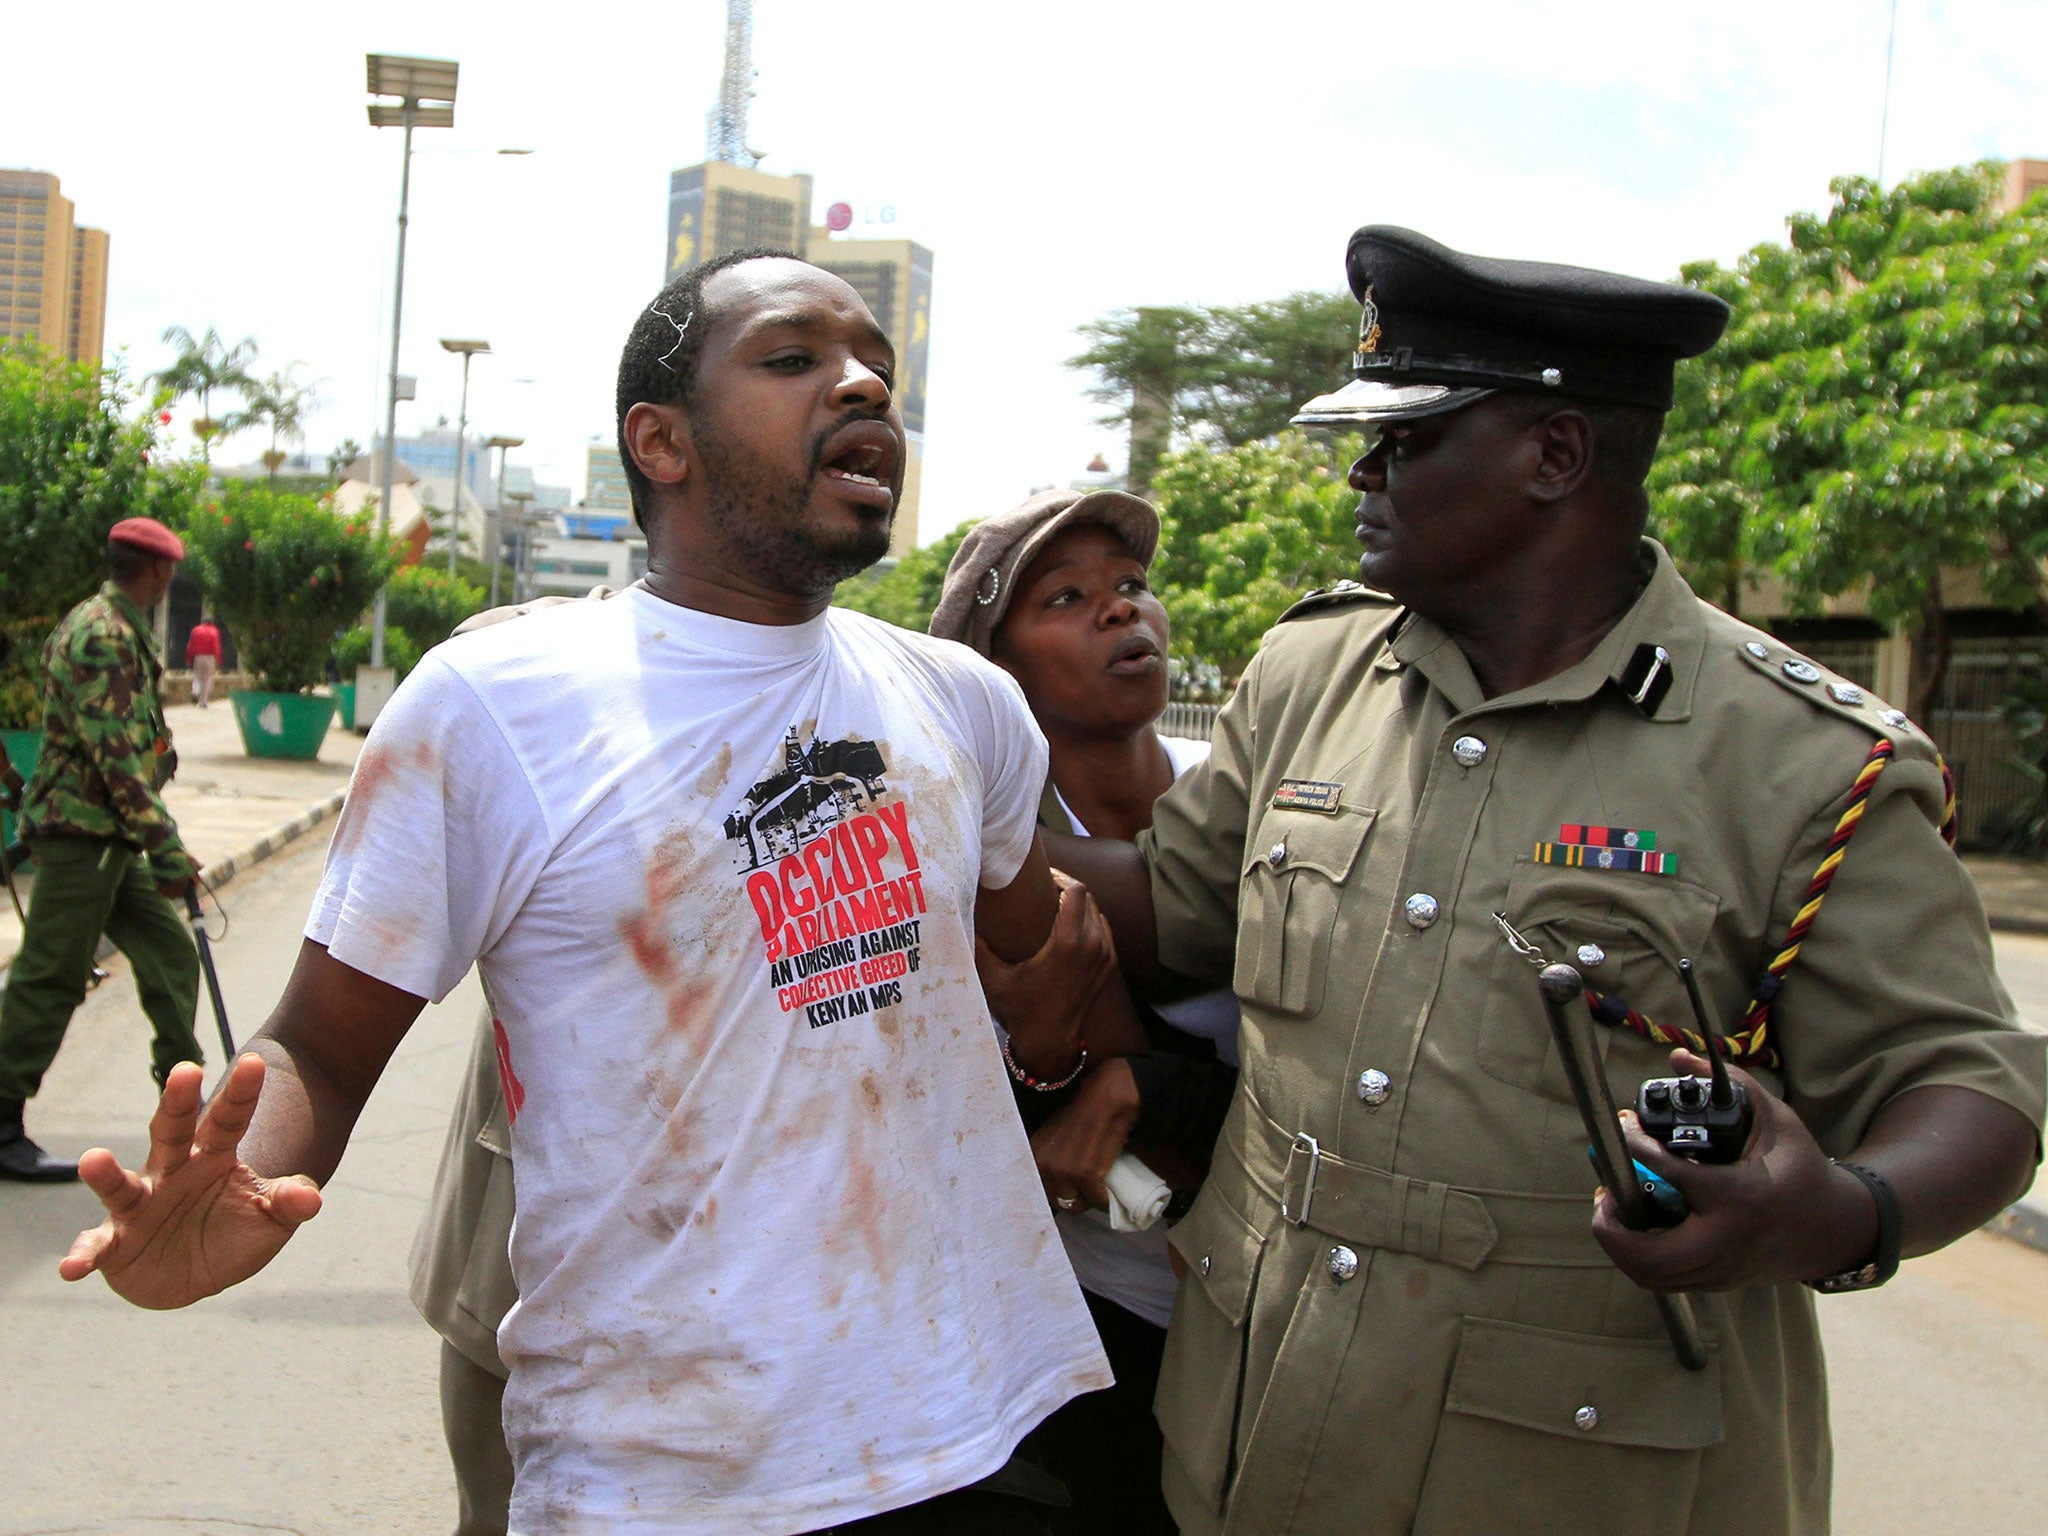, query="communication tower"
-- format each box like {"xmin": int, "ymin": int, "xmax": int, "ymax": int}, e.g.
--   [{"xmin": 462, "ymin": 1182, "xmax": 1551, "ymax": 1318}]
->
[{"xmin": 705, "ymin": 0, "xmax": 761, "ymax": 167}]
